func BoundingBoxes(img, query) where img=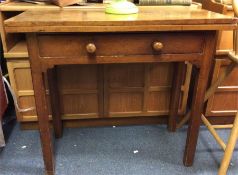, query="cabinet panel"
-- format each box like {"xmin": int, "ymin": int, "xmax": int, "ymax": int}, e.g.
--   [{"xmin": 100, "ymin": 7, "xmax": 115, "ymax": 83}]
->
[
  {"xmin": 14, "ymin": 68, "xmax": 33, "ymax": 90},
  {"xmin": 149, "ymin": 63, "xmax": 173, "ymax": 86},
  {"xmin": 147, "ymin": 91, "xmax": 170, "ymax": 113},
  {"xmin": 206, "ymin": 58, "xmax": 238, "ymax": 116},
  {"xmin": 211, "ymin": 92, "xmax": 238, "ymax": 111},
  {"xmin": 109, "ymin": 92, "xmax": 143, "ymax": 113},
  {"xmin": 218, "ymin": 65, "xmax": 238, "ymax": 86},
  {"xmin": 57, "ymin": 65, "xmax": 98, "ymax": 90},
  {"xmin": 60, "ymin": 94, "xmax": 99, "ymax": 115},
  {"xmin": 18, "ymin": 96, "xmax": 36, "ymax": 116},
  {"xmin": 107, "ymin": 64, "xmax": 144, "ymax": 88}
]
